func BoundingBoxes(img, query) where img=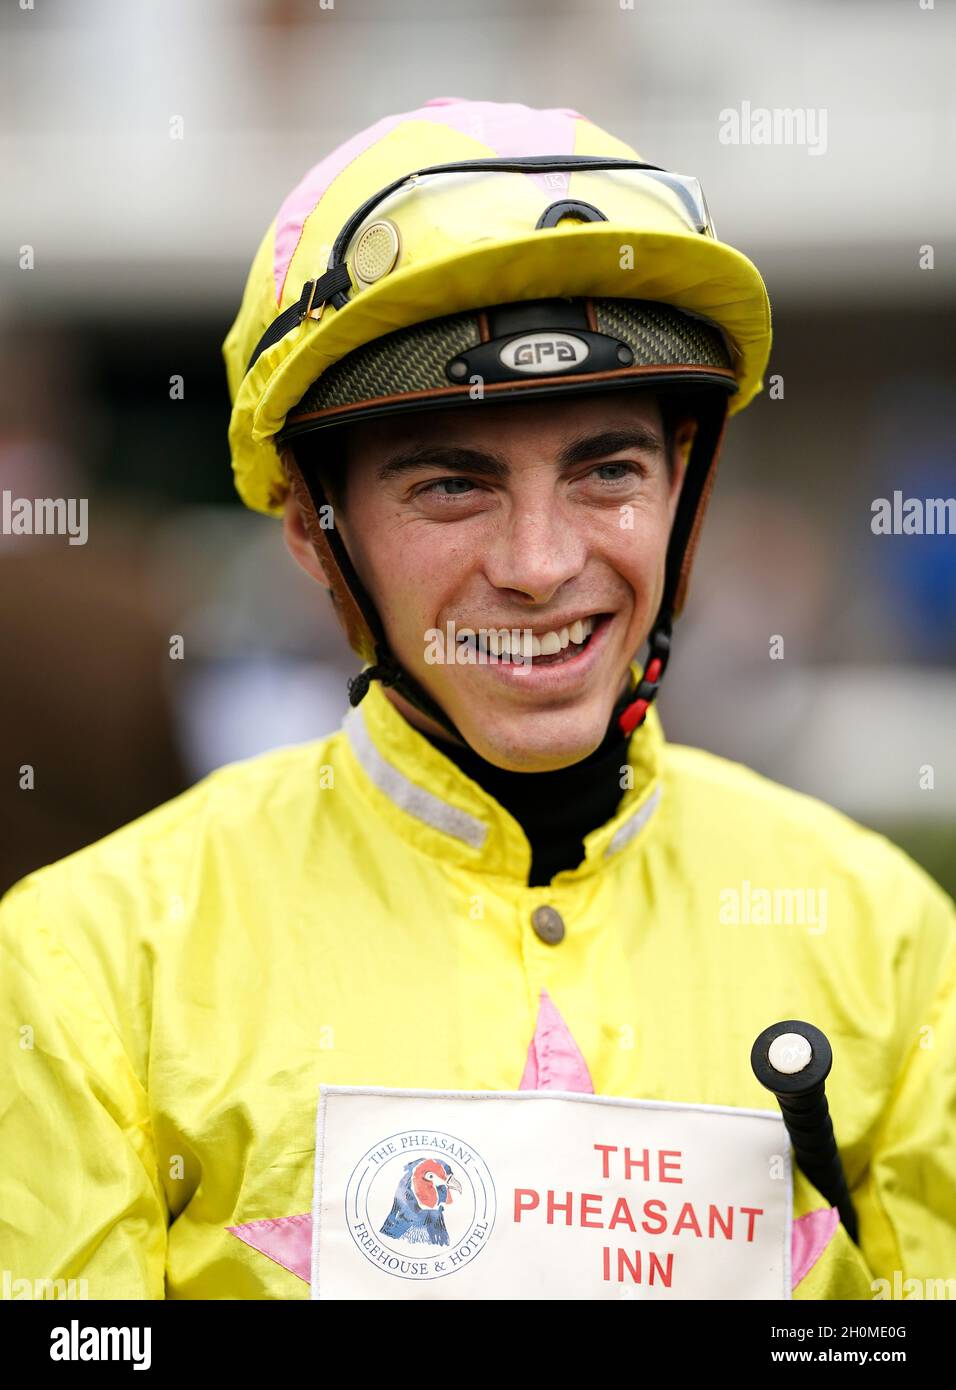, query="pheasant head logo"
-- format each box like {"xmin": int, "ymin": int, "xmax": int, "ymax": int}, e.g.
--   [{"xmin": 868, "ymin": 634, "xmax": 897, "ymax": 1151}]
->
[{"xmin": 379, "ymin": 1158, "xmax": 463, "ymax": 1246}]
